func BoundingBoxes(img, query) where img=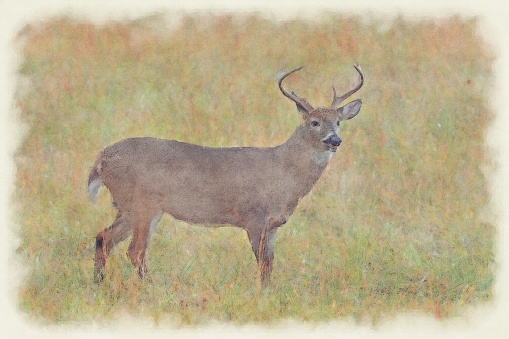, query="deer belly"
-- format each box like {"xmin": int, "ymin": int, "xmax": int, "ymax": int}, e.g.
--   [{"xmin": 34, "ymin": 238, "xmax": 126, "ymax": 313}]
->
[{"xmin": 159, "ymin": 189, "xmax": 239, "ymax": 226}]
